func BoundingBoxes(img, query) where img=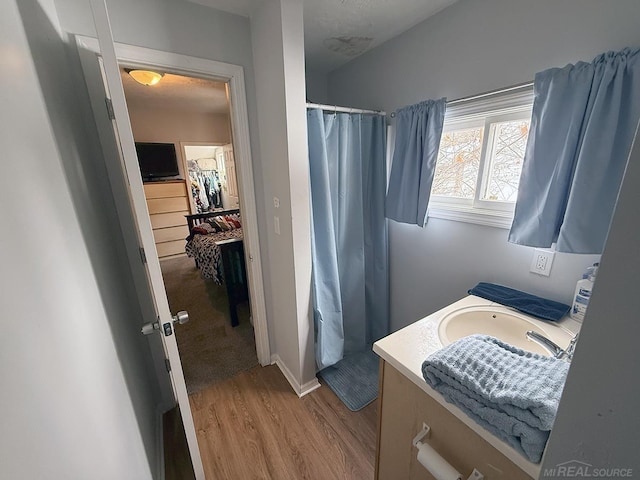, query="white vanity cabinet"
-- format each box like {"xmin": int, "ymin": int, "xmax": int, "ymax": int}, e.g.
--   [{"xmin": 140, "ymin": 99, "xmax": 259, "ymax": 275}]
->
[{"xmin": 375, "ymin": 360, "xmax": 532, "ymax": 480}]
